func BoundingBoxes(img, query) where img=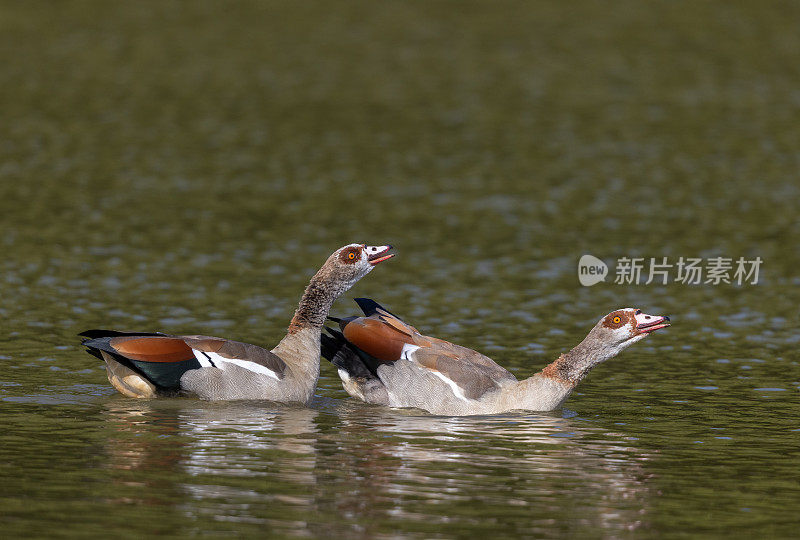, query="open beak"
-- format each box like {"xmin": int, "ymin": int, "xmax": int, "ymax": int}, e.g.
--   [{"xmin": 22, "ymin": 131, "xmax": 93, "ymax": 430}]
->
[
  {"xmin": 635, "ymin": 311, "xmax": 671, "ymax": 334},
  {"xmin": 365, "ymin": 244, "xmax": 394, "ymax": 265}
]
